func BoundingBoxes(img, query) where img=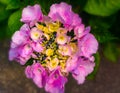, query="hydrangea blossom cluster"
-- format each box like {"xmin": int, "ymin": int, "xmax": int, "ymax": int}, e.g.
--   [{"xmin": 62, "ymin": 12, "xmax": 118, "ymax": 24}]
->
[{"xmin": 9, "ymin": 2, "xmax": 98, "ymax": 93}]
